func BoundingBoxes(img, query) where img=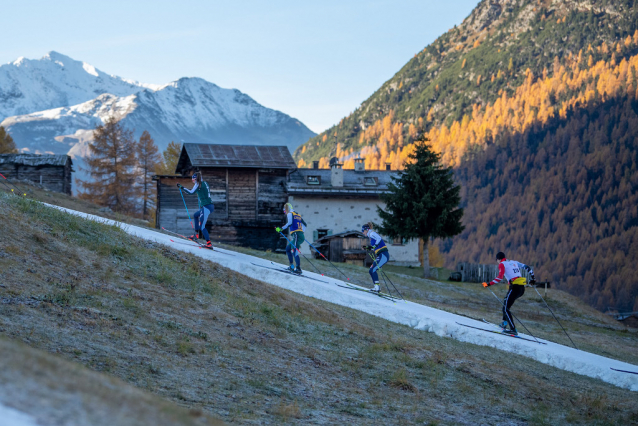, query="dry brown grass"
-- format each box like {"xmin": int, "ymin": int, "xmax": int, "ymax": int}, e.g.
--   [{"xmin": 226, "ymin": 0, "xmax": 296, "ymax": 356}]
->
[
  {"xmin": 1, "ymin": 191, "xmax": 637, "ymax": 425},
  {"xmin": 0, "ymin": 337, "xmax": 224, "ymax": 426}
]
